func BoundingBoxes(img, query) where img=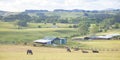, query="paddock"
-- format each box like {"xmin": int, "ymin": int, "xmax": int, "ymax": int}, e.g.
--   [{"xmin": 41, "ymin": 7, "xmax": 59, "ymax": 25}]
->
[{"xmin": 0, "ymin": 45, "xmax": 120, "ymax": 60}]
